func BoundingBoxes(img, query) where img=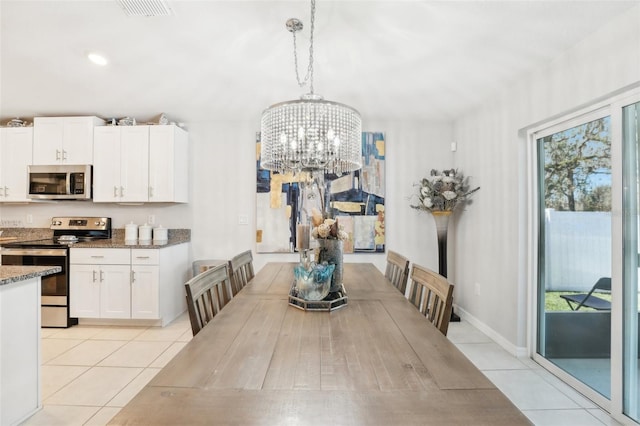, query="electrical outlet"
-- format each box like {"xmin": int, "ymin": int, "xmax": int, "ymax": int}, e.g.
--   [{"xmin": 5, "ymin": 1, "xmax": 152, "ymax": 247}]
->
[
  {"xmin": 26, "ymin": 214, "xmax": 33, "ymax": 224},
  {"xmin": 148, "ymin": 215, "xmax": 155, "ymax": 225},
  {"xmin": 238, "ymin": 215, "xmax": 249, "ymax": 225}
]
